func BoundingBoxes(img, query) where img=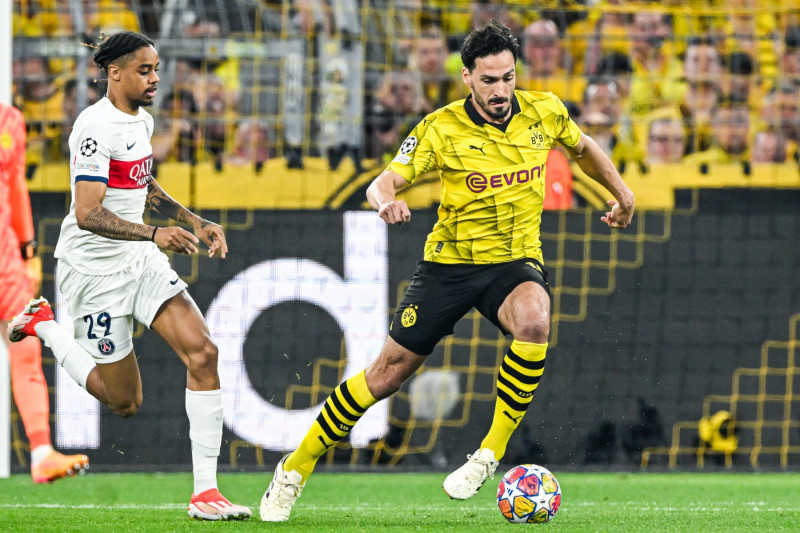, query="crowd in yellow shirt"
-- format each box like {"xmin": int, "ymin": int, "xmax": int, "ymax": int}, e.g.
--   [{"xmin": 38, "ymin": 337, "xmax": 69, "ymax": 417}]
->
[{"xmin": 11, "ymin": 0, "xmax": 800, "ymax": 173}]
